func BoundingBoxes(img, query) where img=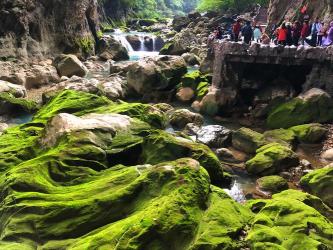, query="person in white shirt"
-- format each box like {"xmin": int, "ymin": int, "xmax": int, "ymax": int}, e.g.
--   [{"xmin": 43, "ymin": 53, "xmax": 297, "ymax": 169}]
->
[{"xmin": 311, "ymin": 18, "xmax": 322, "ymax": 47}]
